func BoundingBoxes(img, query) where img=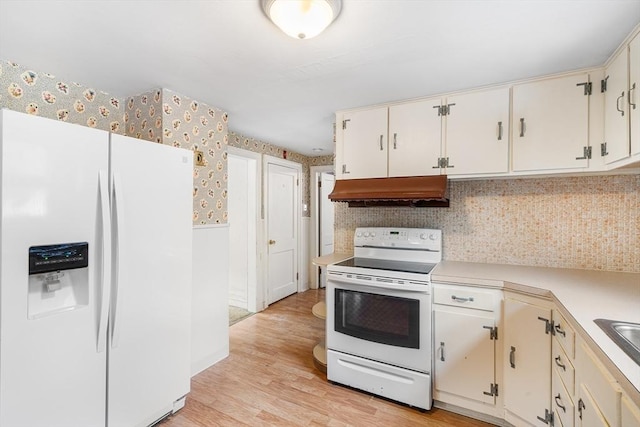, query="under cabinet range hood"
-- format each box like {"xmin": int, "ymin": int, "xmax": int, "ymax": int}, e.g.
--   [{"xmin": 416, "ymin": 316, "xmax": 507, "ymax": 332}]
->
[{"xmin": 328, "ymin": 175, "xmax": 449, "ymax": 207}]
